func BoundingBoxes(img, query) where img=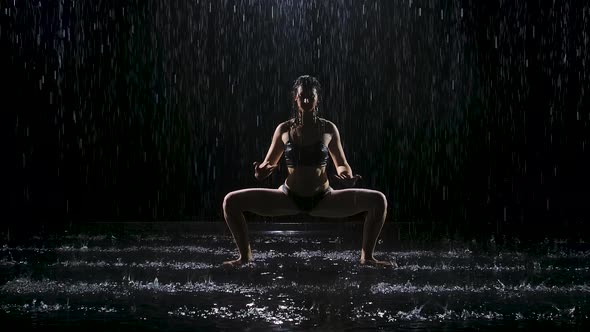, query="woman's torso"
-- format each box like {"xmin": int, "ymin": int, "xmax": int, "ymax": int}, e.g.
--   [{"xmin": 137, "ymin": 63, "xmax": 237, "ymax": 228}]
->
[{"xmin": 281, "ymin": 118, "xmax": 332, "ymax": 196}]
